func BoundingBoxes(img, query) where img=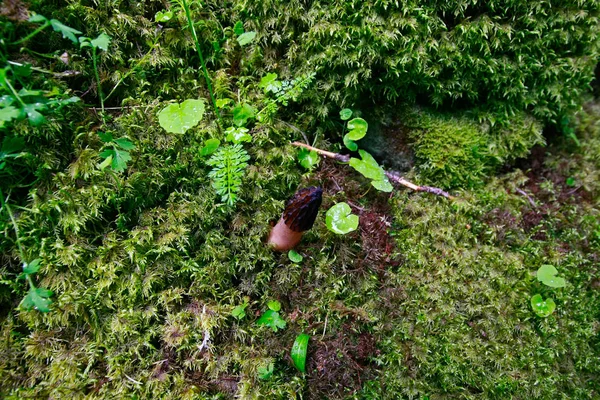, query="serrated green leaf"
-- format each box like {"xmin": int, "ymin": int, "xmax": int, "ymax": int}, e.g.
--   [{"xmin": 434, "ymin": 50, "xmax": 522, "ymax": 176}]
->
[
  {"xmin": 232, "ymin": 103, "xmax": 255, "ymax": 127},
  {"xmin": 536, "ymin": 265, "xmax": 567, "ymax": 288},
  {"xmin": 111, "ymin": 149, "xmax": 132, "ymax": 172},
  {"xmin": 326, "ymin": 202, "xmax": 359, "ymax": 234},
  {"xmin": 200, "ymin": 138, "xmax": 220, "ymax": 156},
  {"xmin": 340, "ymin": 108, "xmax": 352, "ymax": 120},
  {"xmin": 225, "ymin": 127, "xmax": 252, "ymax": 144},
  {"xmin": 22, "ymin": 287, "xmax": 53, "ymax": 313},
  {"xmin": 256, "ymin": 309, "xmax": 286, "ymax": 332},
  {"xmin": 29, "ymin": 14, "xmax": 48, "ymax": 23},
  {"xmin": 258, "ymin": 362, "xmax": 274, "ymax": 380},
  {"xmin": 237, "ymin": 31, "xmax": 256, "ymax": 46},
  {"xmin": 297, "ymin": 148, "xmax": 319, "ymax": 170},
  {"xmin": 98, "ymin": 131, "xmax": 113, "ymax": 143},
  {"xmin": 114, "ymin": 137, "xmax": 135, "ymax": 150},
  {"xmin": 346, "ymin": 118, "xmax": 368, "ymax": 140},
  {"xmin": 91, "ymin": 33, "xmax": 111, "ymax": 51},
  {"xmin": 23, "ymin": 104, "xmax": 45, "ymax": 127},
  {"xmin": 216, "ymin": 98, "xmax": 232, "ymax": 109},
  {"xmin": 50, "ymin": 19, "xmax": 82, "ymax": 43},
  {"xmin": 158, "ymin": 99, "xmax": 205, "ymax": 134},
  {"xmin": 23, "ymin": 259, "xmax": 41, "ymax": 274},
  {"xmin": 0, "ymin": 106, "xmax": 21, "ymax": 123},
  {"xmin": 231, "ymin": 302, "xmax": 247, "ymax": 320},
  {"xmin": 531, "ymin": 294, "xmax": 556, "ymax": 317},
  {"xmin": 343, "ymin": 134, "xmax": 358, "ymax": 151},
  {"xmin": 291, "ymin": 333, "xmax": 310, "ymax": 373},
  {"xmin": 259, "ymin": 73, "xmax": 281, "ymax": 93}
]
